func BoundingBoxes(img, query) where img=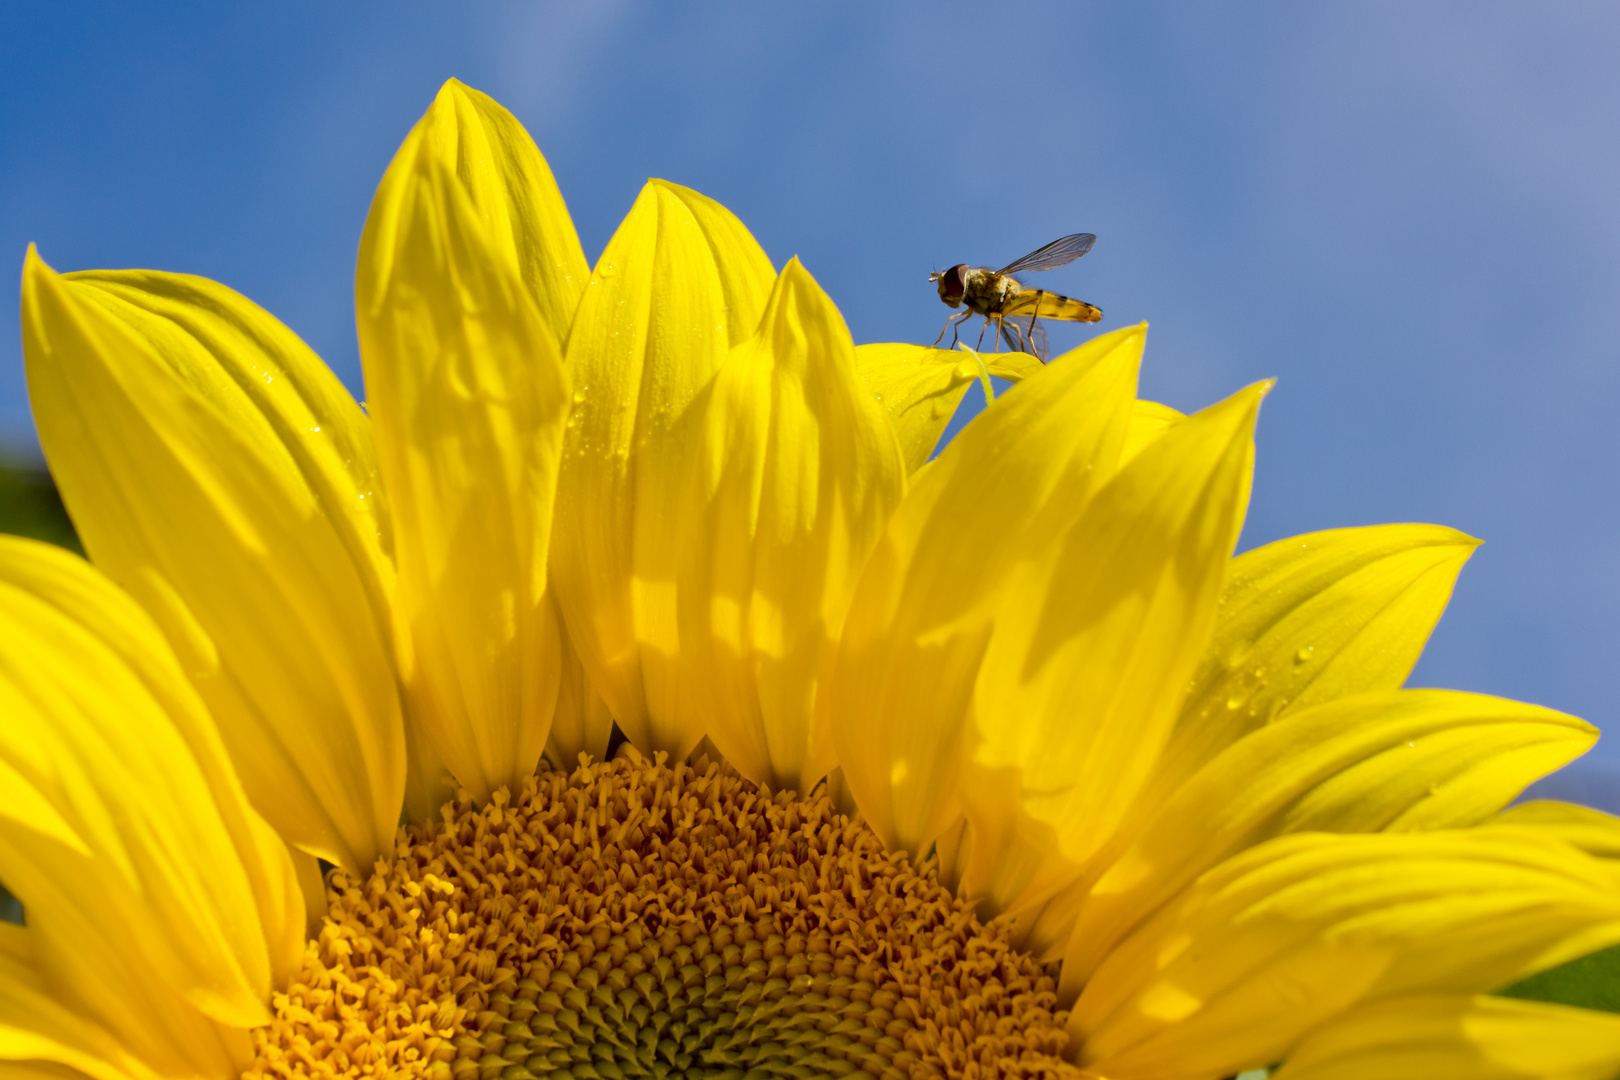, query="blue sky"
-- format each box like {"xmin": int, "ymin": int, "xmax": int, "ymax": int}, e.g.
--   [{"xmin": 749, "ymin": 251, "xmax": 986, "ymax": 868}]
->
[{"xmin": 3, "ymin": 5, "xmax": 1619, "ymax": 795}]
